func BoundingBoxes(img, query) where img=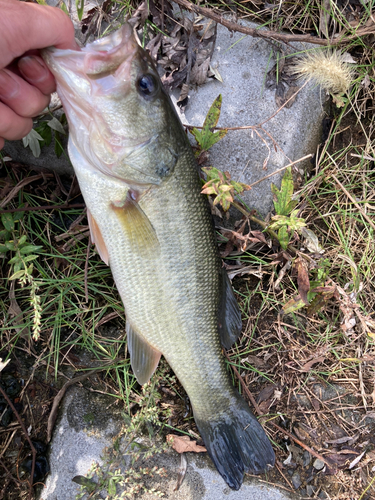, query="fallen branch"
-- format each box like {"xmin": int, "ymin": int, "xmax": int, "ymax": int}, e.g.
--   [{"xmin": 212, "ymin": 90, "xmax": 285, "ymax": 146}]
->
[{"xmin": 172, "ymin": 0, "xmax": 373, "ymax": 46}]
